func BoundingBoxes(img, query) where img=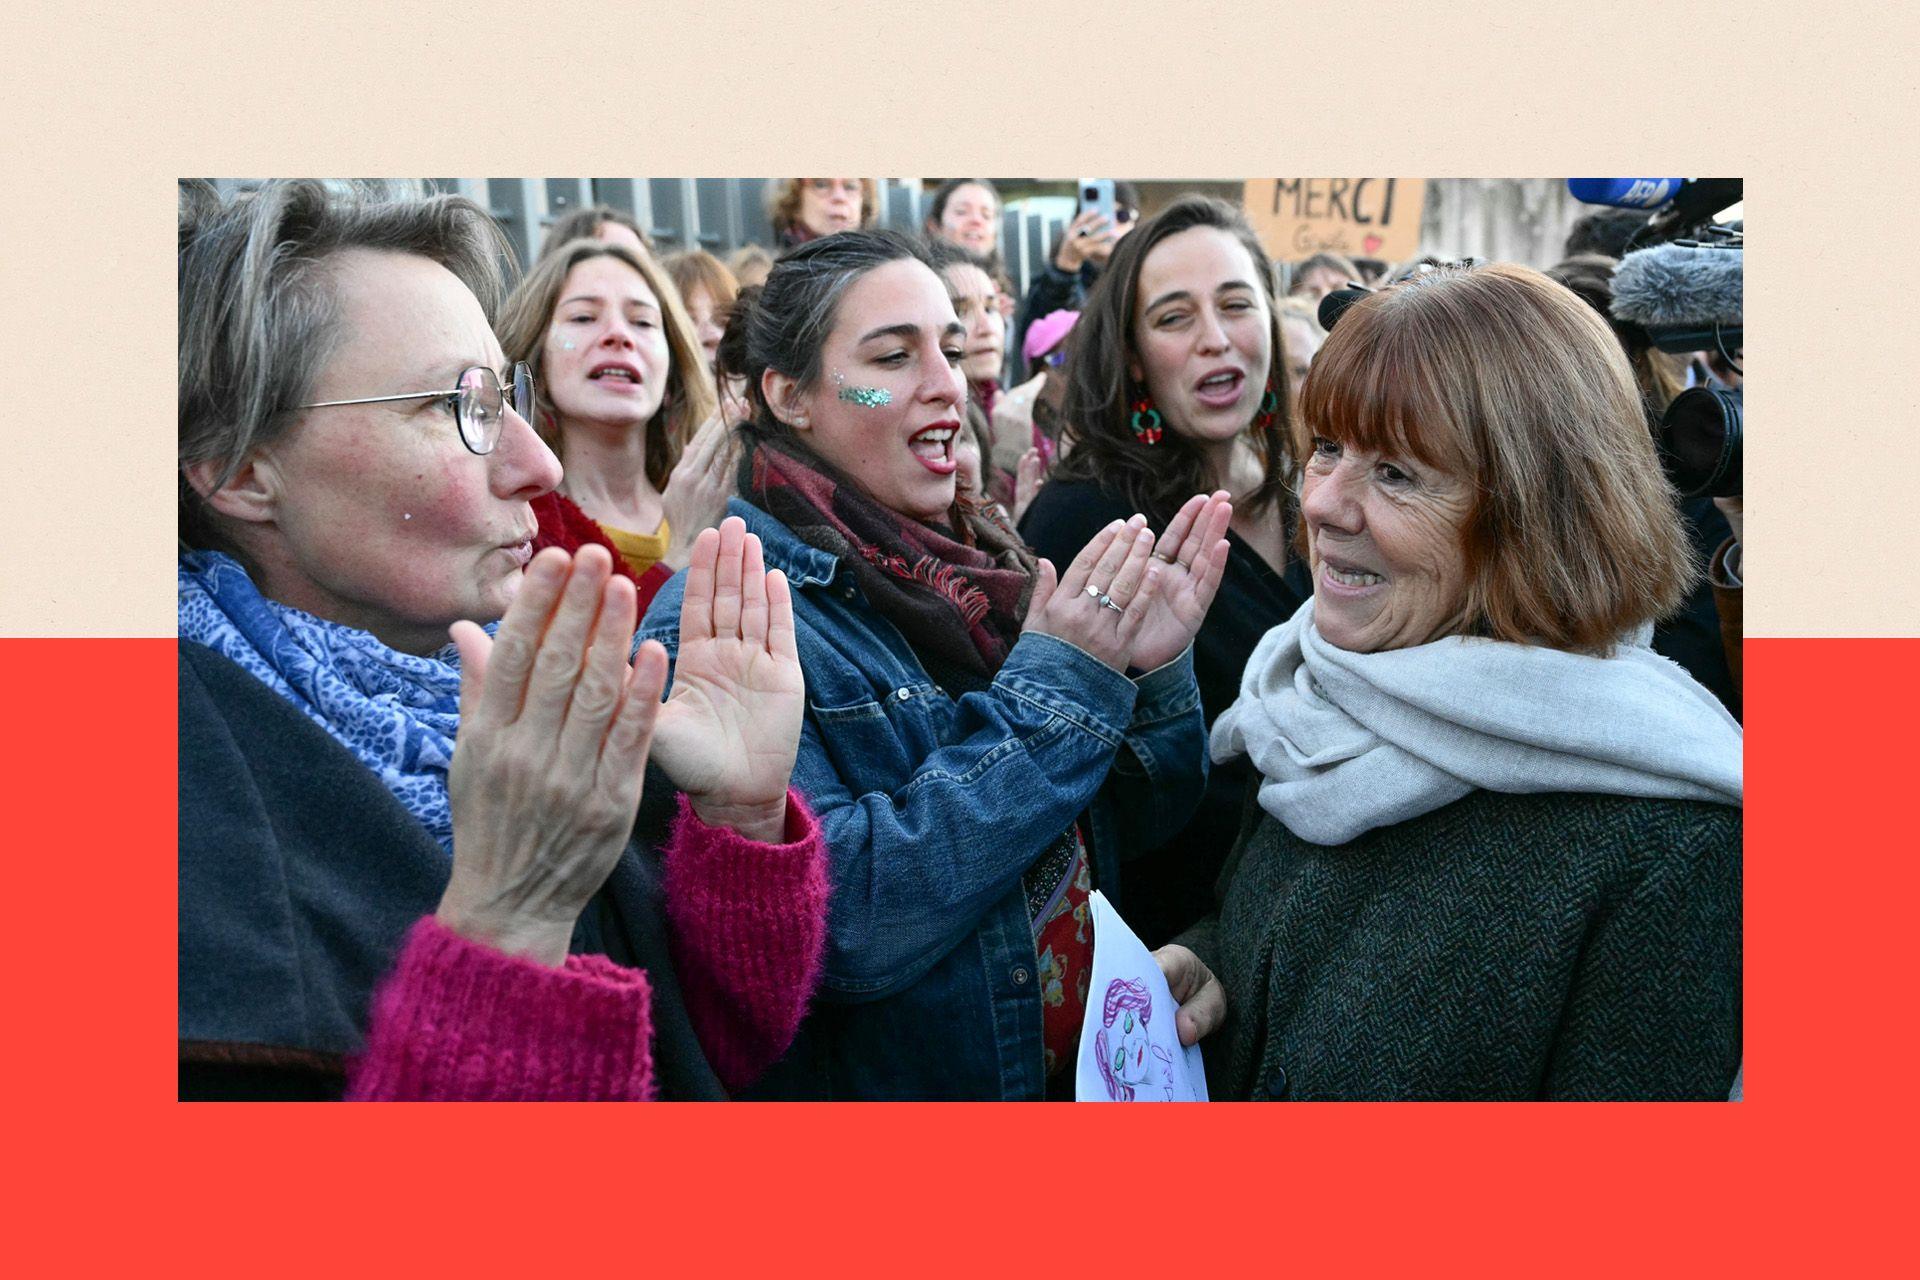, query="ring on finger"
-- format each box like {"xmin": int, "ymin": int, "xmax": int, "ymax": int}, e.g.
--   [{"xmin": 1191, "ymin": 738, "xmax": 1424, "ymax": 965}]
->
[
  {"xmin": 1098, "ymin": 594, "xmax": 1125, "ymax": 613},
  {"xmin": 1151, "ymin": 551, "xmax": 1178, "ymax": 564},
  {"xmin": 1085, "ymin": 583, "xmax": 1106, "ymax": 600}
]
